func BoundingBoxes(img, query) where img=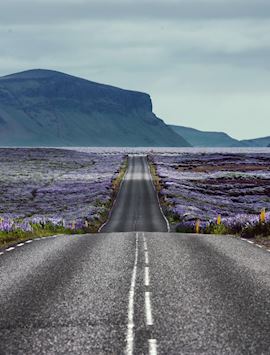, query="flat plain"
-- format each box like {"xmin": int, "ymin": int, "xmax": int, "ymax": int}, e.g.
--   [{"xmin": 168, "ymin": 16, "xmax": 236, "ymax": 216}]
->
[{"xmin": 0, "ymin": 153, "xmax": 270, "ymax": 354}]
